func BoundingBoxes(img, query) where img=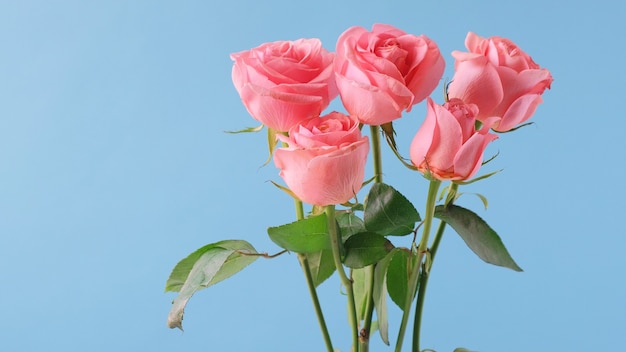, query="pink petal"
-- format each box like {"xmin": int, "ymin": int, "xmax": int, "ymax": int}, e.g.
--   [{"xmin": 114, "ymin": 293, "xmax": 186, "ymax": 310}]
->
[
  {"xmin": 452, "ymin": 131, "xmax": 497, "ymax": 180},
  {"xmin": 240, "ymin": 84, "xmax": 324, "ymax": 131},
  {"xmin": 426, "ymin": 101, "xmax": 463, "ymax": 171},
  {"xmin": 448, "ymin": 57, "xmax": 504, "ymax": 119},
  {"xmin": 495, "ymin": 94, "xmax": 543, "ymax": 132},
  {"xmin": 409, "ymin": 99, "xmax": 438, "ymax": 168},
  {"xmin": 303, "ymin": 138, "xmax": 370, "ymax": 205},
  {"xmin": 489, "ymin": 67, "xmax": 552, "ymax": 118},
  {"xmin": 335, "ymin": 73, "xmax": 405, "ymax": 125},
  {"xmin": 464, "ymin": 32, "xmax": 484, "ymax": 53}
]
